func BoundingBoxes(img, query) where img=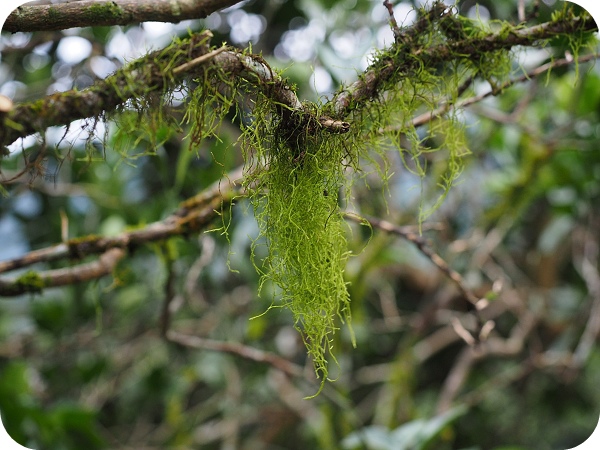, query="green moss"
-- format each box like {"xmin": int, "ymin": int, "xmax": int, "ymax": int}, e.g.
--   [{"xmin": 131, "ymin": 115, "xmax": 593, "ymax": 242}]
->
[
  {"xmin": 244, "ymin": 97, "xmax": 358, "ymax": 390},
  {"xmin": 239, "ymin": 4, "xmax": 521, "ymax": 385},
  {"xmin": 15, "ymin": 271, "xmax": 45, "ymax": 294},
  {"xmin": 46, "ymin": 7, "xmax": 61, "ymax": 22},
  {"xmin": 86, "ymin": 2, "xmax": 124, "ymax": 22}
]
